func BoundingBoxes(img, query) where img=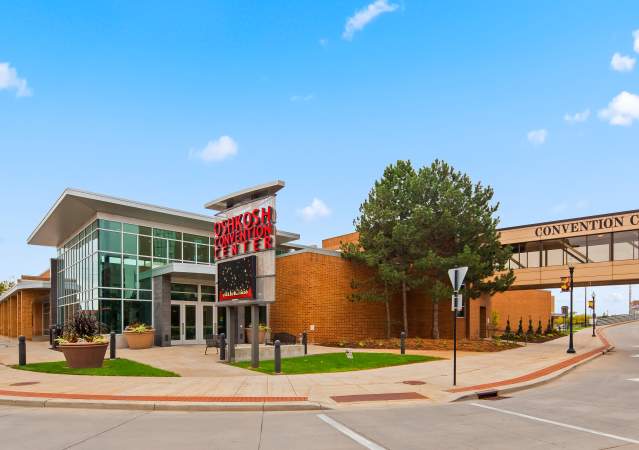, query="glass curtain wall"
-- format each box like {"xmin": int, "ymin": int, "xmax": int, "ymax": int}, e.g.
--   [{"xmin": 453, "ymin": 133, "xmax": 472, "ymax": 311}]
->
[
  {"xmin": 505, "ymin": 231, "xmax": 637, "ymax": 269},
  {"xmin": 57, "ymin": 219, "xmax": 214, "ymax": 333}
]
